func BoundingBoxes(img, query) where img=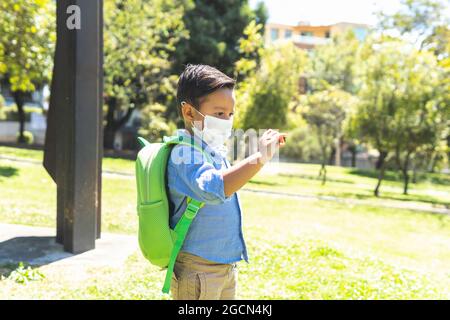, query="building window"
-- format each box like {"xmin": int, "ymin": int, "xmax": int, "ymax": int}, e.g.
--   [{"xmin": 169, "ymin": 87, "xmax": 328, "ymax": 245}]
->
[
  {"xmin": 325, "ymin": 31, "xmax": 330, "ymax": 38},
  {"xmin": 353, "ymin": 27, "xmax": 368, "ymax": 41},
  {"xmin": 271, "ymin": 28, "xmax": 279, "ymax": 41},
  {"xmin": 285, "ymin": 30, "xmax": 292, "ymax": 39},
  {"xmin": 301, "ymin": 31, "xmax": 313, "ymax": 37}
]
